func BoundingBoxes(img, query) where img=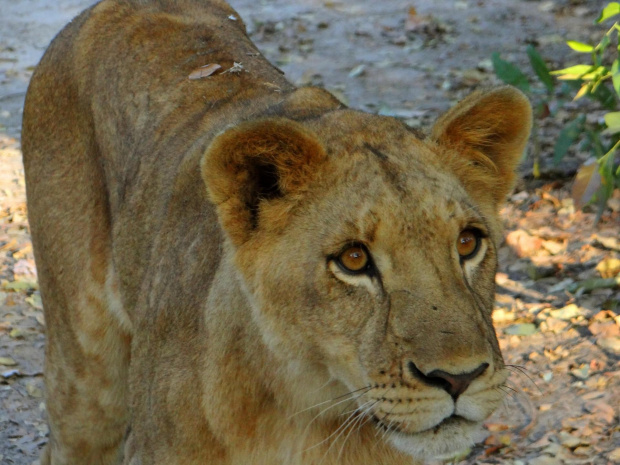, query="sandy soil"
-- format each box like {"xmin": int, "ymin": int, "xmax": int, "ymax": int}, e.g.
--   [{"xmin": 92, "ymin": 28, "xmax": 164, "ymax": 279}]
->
[{"xmin": 0, "ymin": 0, "xmax": 618, "ymax": 464}]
